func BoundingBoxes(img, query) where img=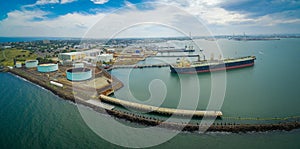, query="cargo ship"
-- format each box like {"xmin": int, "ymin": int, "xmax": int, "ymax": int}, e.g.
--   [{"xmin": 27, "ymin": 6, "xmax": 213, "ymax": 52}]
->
[{"xmin": 170, "ymin": 55, "xmax": 256, "ymax": 74}]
